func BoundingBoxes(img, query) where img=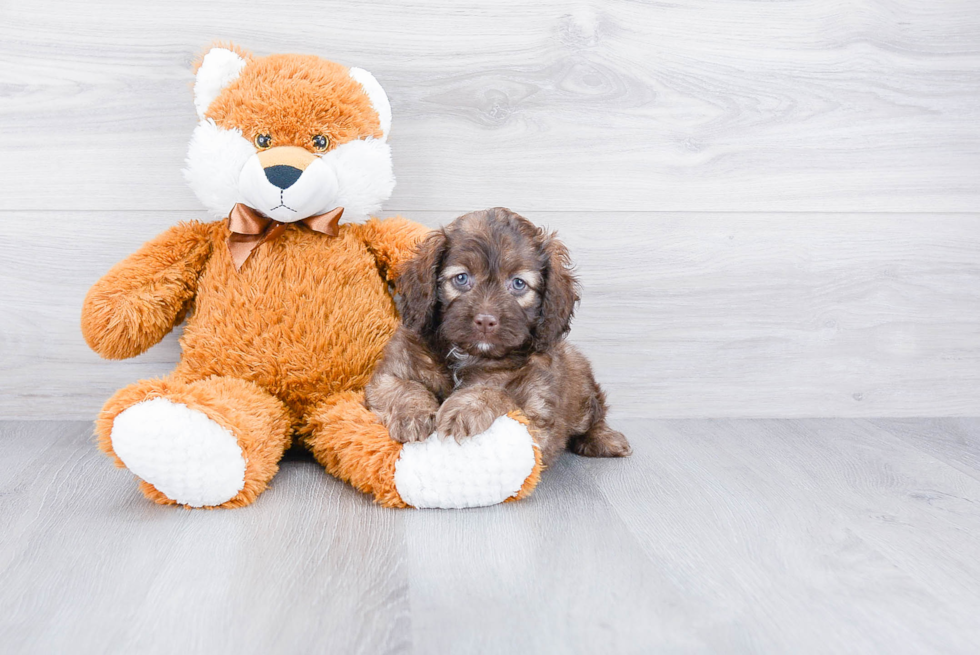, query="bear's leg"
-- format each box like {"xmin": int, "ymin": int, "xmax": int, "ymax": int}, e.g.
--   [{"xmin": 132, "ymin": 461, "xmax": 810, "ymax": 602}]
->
[
  {"xmin": 97, "ymin": 376, "xmax": 292, "ymax": 508},
  {"xmin": 302, "ymin": 391, "xmax": 545, "ymax": 509}
]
